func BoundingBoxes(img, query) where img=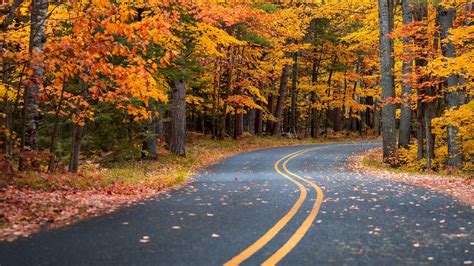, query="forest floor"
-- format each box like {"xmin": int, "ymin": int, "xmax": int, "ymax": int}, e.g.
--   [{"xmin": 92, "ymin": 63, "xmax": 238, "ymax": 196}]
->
[
  {"xmin": 349, "ymin": 148, "xmax": 474, "ymax": 206},
  {"xmin": 0, "ymin": 132, "xmax": 377, "ymax": 241}
]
